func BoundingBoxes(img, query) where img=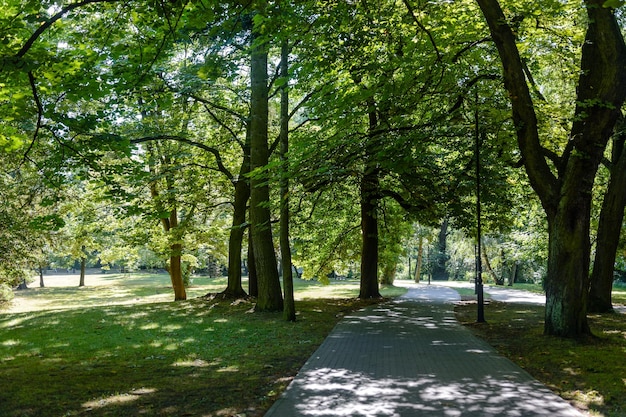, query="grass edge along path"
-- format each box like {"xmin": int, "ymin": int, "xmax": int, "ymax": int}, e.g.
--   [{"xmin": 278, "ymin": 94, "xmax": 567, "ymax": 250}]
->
[
  {"xmin": 455, "ymin": 300, "xmax": 626, "ymax": 417},
  {"xmin": 0, "ymin": 276, "xmax": 406, "ymax": 417}
]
